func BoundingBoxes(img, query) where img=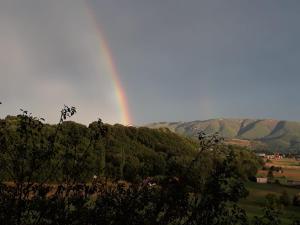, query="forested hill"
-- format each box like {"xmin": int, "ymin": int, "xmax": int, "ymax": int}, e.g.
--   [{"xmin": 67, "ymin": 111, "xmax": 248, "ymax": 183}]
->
[
  {"xmin": 0, "ymin": 115, "xmax": 197, "ymax": 181},
  {"xmin": 146, "ymin": 118, "xmax": 300, "ymax": 153},
  {"xmin": 0, "ymin": 115, "xmax": 260, "ymax": 183},
  {"xmin": 0, "ymin": 115, "xmax": 265, "ymax": 224}
]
